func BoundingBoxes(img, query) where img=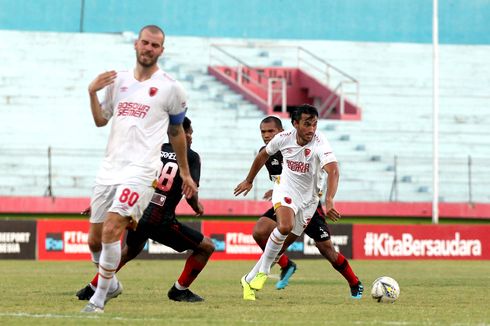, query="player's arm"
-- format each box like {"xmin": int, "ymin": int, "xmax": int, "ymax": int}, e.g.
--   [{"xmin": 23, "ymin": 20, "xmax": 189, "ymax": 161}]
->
[
  {"xmin": 168, "ymin": 123, "xmax": 197, "ymax": 199},
  {"xmin": 322, "ymin": 161, "xmax": 340, "ymax": 222},
  {"xmin": 88, "ymin": 71, "xmax": 116, "ymax": 127},
  {"xmin": 186, "ymin": 193, "xmax": 204, "ymax": 216},
  {"xmin": 185, "ymin": 152, "xmax": 203, "ymax": 216},
  {"xmin": 234, "ymin": 148, "xmax": 269, "ymax": 196}
]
